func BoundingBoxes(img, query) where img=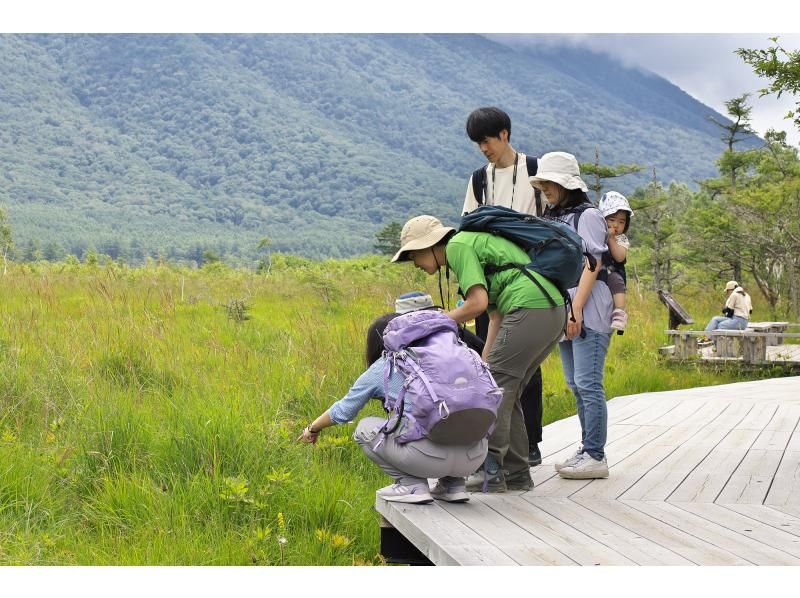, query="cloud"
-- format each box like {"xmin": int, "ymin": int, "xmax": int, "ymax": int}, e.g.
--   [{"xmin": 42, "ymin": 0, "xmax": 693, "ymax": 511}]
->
[{"xmin": 486, "ymin": 33, "xmax": 800, "ymax": 146}]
